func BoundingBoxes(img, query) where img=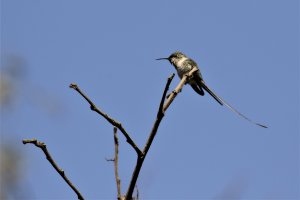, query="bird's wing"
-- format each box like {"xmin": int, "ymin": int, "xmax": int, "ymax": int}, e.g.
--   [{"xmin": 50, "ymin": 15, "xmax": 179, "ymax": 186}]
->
[{"xmin": 191, "ymin": 83, "xmax": 204, "ymax": 96}]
